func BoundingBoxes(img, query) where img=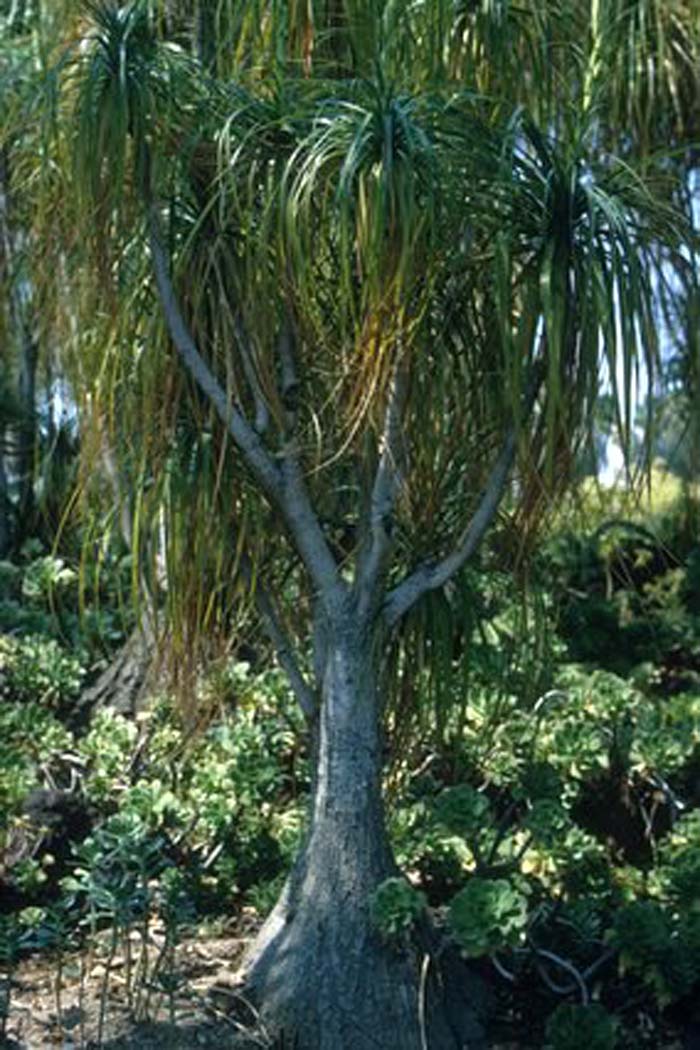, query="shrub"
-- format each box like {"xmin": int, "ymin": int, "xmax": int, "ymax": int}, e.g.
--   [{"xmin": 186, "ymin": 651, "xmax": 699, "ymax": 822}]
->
[
  {"xmin": 0, "ymin": 634, "xmax": 85, "ymax": 705},
  {"xmin": 371, "ymin": 878, "xmax": 427, "ymax": 939},
  {"xmin": 612, "ymin": 900, "xmax": 700, "ymax": 1004},
  {"xmin": 448, "ymin": 877, "xmax": 529, "ymax": 957},
  {"xmin": 545, "ymin": 1003, "xmax": 617, "ymax": 1050},
  {"xmin": 0, "ymin": 702, "xmax": 73, "ymax": 826}
]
